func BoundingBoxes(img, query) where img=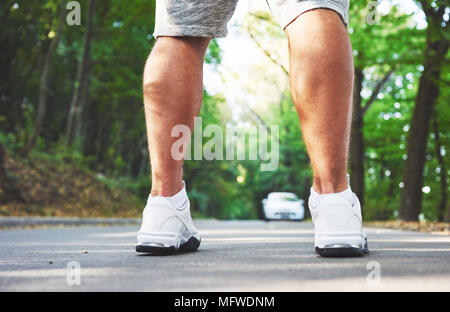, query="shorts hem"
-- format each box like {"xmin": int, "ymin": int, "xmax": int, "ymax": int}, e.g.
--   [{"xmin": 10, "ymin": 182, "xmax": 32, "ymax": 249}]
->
[
  {"xmin": 276, "ymin": 1, "xmax": 349, "ymax": 29},
  {"xmin": 153, "ymin": 25, "xmax": 228, "ymax": 39}
]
